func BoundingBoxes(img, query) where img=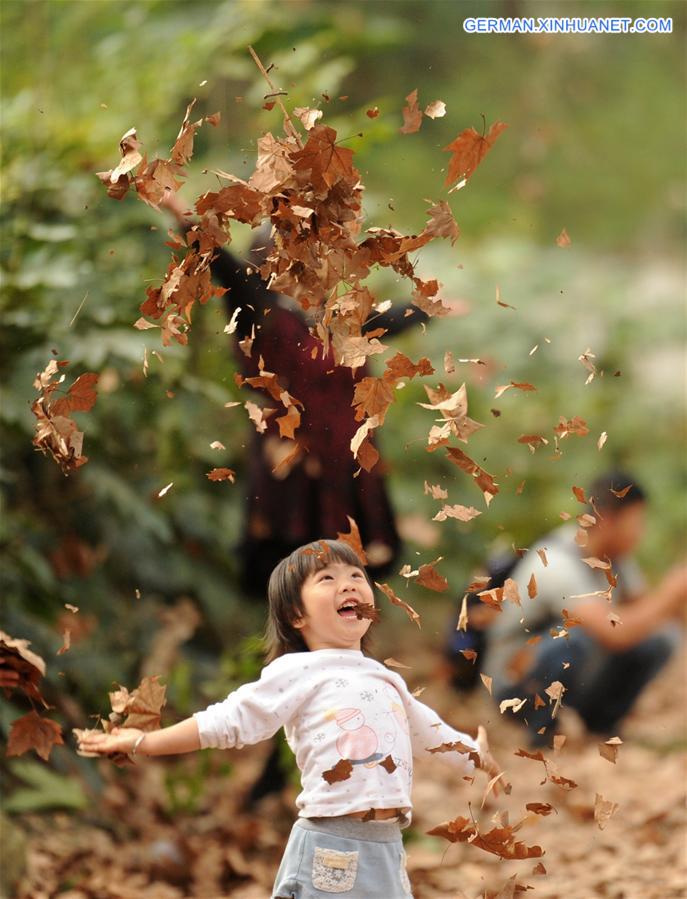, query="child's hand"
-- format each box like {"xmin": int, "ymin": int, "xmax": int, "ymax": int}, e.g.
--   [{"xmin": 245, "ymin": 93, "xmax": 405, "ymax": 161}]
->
[
  {"xmin": 475, "ymin": 725, "xmax": 510, "ymax": 796},
  {"xmin": 75, "ymin": 726, "xmax": 145, "ymax": 758}
]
